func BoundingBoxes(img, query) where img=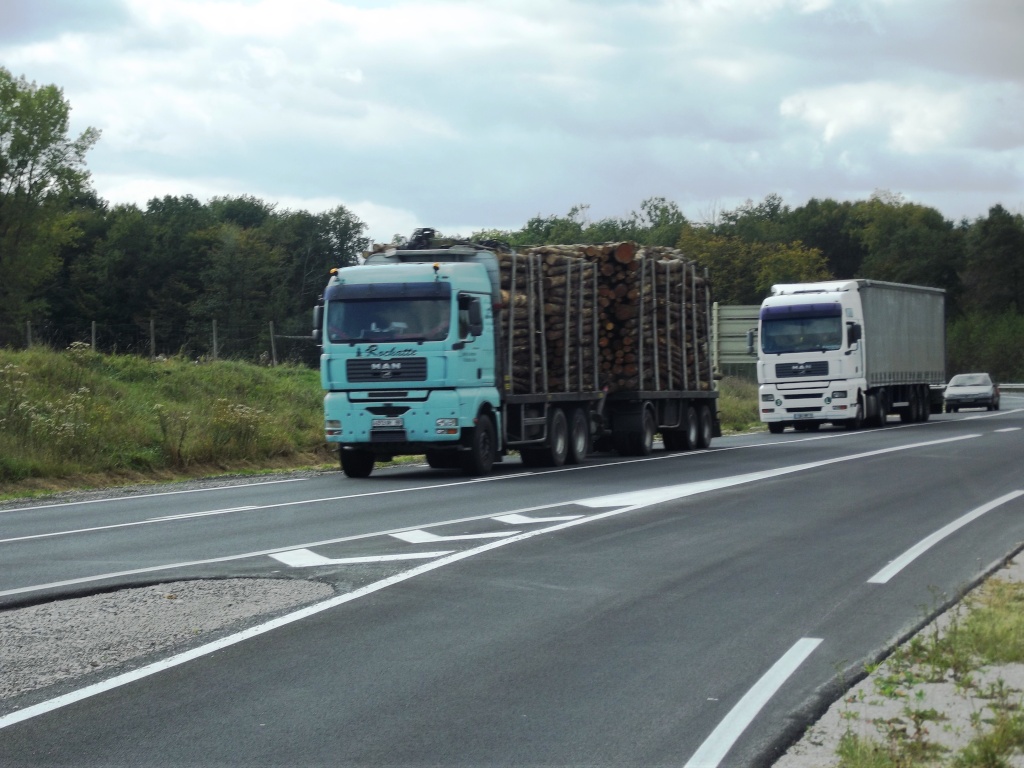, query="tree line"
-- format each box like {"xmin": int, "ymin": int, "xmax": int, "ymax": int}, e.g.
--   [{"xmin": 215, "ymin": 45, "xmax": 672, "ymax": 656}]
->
[{"xmin": 3, "ymin": 67, "xmax": 1023, "ymax": 378}]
